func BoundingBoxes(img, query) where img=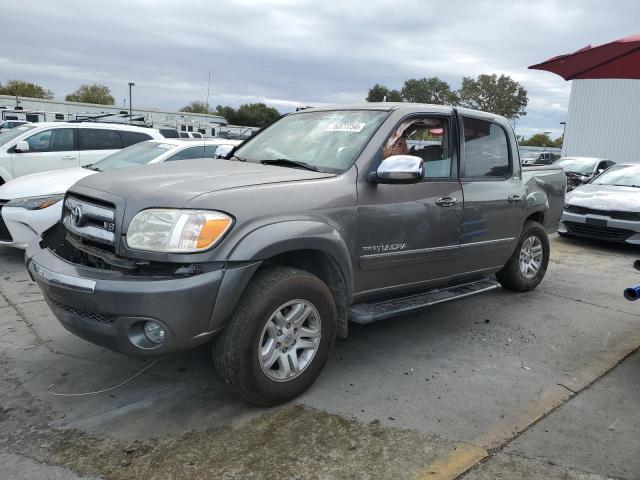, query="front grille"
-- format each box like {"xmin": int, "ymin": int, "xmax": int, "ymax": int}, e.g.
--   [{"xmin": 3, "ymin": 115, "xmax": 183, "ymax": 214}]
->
[
  {"xmin": 564, "ymin": 221, "xmax": 634, "ymax": 241},
  {"xmin": 48, "ymin": 297, "xmax": 116, "ymax": 325},
  {"xmin": 564, "ymin": 205, "xmax": 640, "ymax": 221},
  {"xmin": 63, "ymin": 195, "xmax": 116, "ymax": 248},
  {"xmin": 0, "ymin": 200, "xmax": 12, "ymax": 242}
]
